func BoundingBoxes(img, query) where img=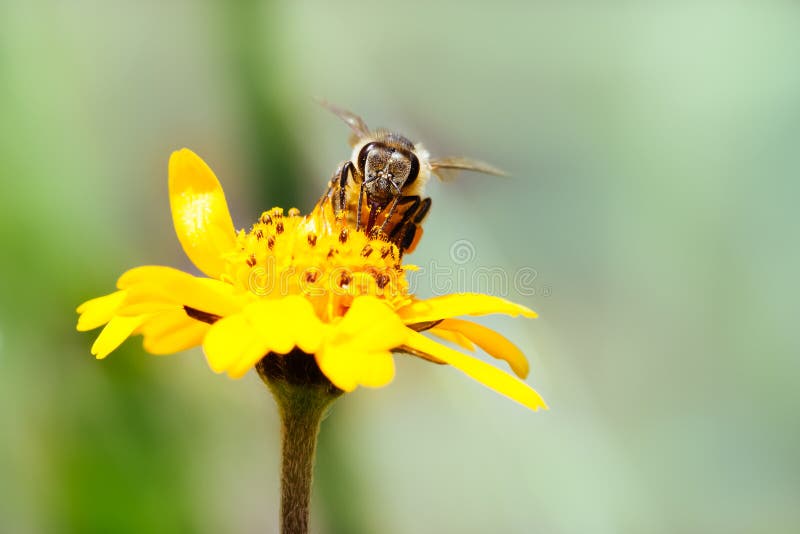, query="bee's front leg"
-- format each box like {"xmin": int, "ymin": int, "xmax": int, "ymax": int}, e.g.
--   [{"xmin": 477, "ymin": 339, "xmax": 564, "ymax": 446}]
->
[
  {"xmin": 355, "ymin": 182, "xmax": 366, "ymax": 232},
  {"xmin": 337, "ymin": 161, "xmax": 356, "ymax": 217}
]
